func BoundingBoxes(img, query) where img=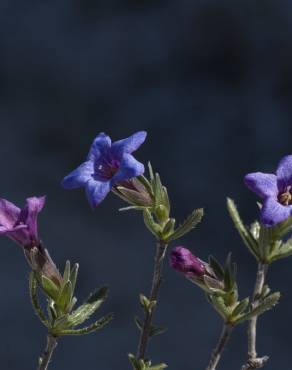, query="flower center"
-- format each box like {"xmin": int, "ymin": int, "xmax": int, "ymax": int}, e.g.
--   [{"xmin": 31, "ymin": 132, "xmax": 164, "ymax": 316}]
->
[
  {"xmin": 95, "ymin": 159, "xmax": 120, "ymax": 180},
  {"xmin": 278, "ymin": 190, "xmax": 292, "ymax": 206}
]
